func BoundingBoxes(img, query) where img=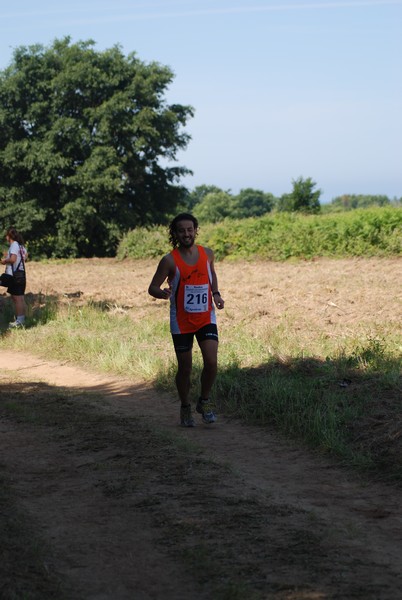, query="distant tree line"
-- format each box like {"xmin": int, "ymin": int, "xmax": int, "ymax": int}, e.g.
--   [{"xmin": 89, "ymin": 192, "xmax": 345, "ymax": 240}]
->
[
  {"xmin": 323, "ymin": 194, "xmax": 401, "ymax": 212},
  {"xmin": 180, "ymin": 176, "xmax": 322, "ymax": 224},
  {"xmin": 180, "ymin": 180, "xmax": 401, "ymax": 224}
]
